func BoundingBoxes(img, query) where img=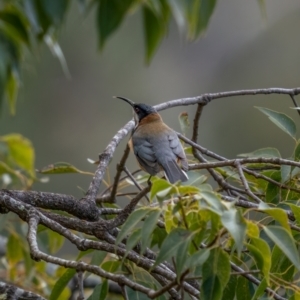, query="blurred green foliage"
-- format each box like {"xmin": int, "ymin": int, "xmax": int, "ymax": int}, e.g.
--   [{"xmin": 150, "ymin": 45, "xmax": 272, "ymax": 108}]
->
[{"xmin": 0, "ymin": 0, "xmax": 218, "ymax": 114}]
